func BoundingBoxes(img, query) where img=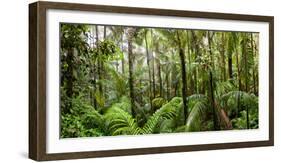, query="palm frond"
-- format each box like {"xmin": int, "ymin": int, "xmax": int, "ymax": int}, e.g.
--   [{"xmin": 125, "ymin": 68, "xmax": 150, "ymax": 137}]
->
[
  {"xmin": 185, "ymin": 97, "xmax": 210, "ymax": 131},
  {"xmin": 142, "ymin": 97, "xmax": 181, "ymax": 134}
]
